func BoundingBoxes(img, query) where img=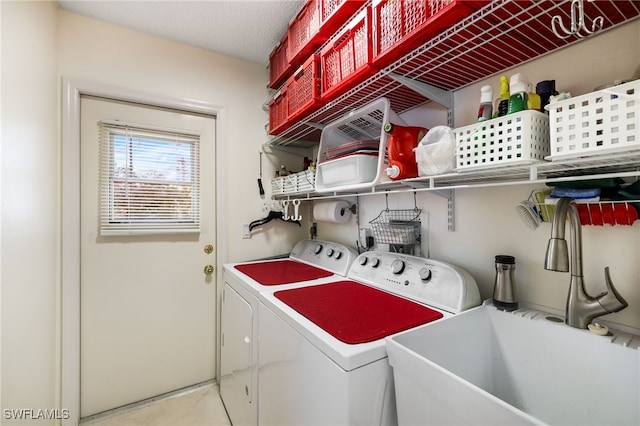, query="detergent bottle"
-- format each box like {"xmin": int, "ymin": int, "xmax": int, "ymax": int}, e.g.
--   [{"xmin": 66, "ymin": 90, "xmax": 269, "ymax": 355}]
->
[
  {"xmin": 507, "ymin": 73, "xmax": 529, "ymax": 114},
  {"xmin": 477, "ymin": 85, "xmax": 494, "ymax": 122},
  {"xmin": 384, "ymin": 122, "xmax": 428, "ymax": 180}
]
